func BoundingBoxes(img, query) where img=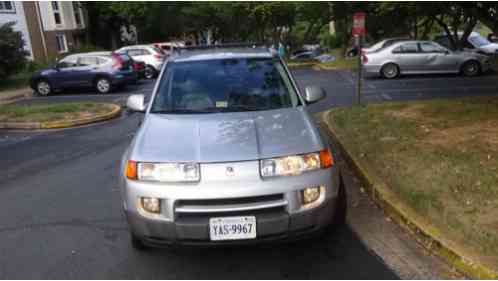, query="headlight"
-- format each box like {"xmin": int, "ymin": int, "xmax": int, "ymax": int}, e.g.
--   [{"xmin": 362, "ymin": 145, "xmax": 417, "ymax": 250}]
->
[
  {"xmin": 260, "ymin": 150, "xmax": 333, "ymax": 178},
  {"xmin": 126, "ymin": 161, "xmax": 200, "ymax": 182}
]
